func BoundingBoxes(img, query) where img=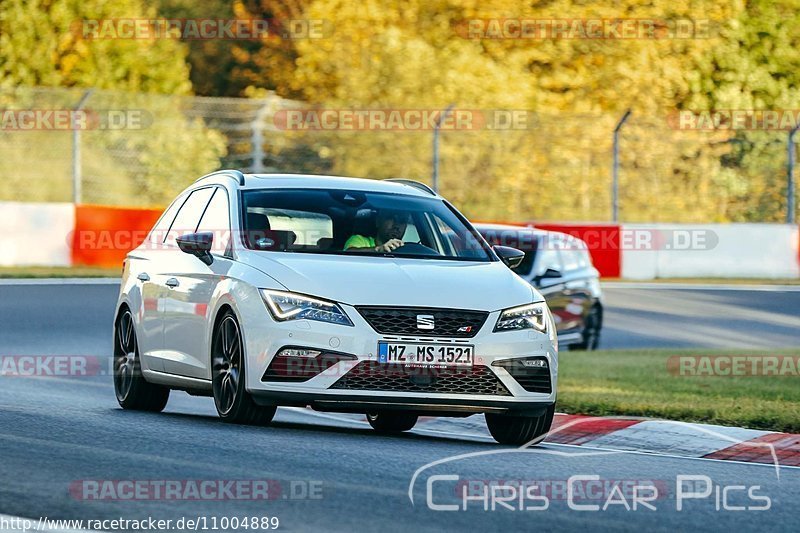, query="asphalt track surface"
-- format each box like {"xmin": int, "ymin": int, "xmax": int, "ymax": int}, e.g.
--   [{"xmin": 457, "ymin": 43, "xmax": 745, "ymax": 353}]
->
[
  {"xmin": 1, "ymin": 281, "xmax": 799, "ymax": 532},
  {"xmin": 600, "ymin": 283, "xmax": 800, "ymax": 349}
]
